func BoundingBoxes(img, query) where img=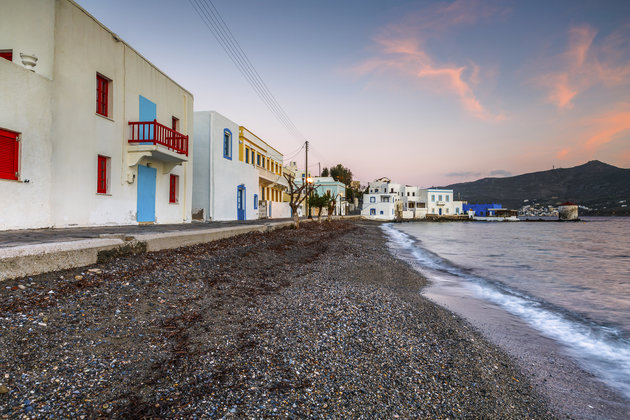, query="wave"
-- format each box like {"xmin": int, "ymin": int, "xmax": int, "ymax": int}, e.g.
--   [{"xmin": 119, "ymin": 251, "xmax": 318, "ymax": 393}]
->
[{"xmin": 382, "ymin": 223, "xmax": 630, "ymax": 401}]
